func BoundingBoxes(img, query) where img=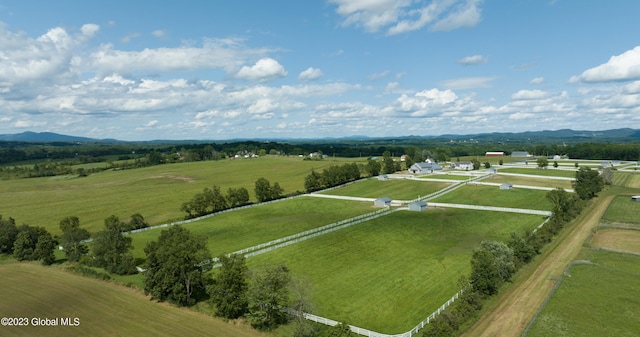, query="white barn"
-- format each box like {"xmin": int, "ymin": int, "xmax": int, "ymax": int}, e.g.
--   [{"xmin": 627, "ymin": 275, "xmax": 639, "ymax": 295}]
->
[
  {"xmin": 408, "ymin": 201, "xmax": 427, "ymax": 212},
  {"xmin": 374, "ymin": 197, "xmax": 392, "ymax": 207}
]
